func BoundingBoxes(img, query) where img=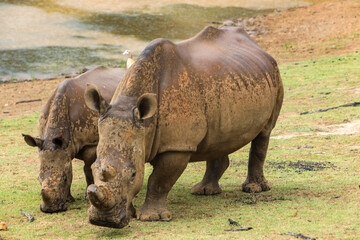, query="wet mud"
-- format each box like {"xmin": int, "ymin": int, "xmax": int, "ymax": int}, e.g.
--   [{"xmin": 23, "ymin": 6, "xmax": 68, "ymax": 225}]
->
[
  {"xmin": 267, "ymin": 160, "xmax": 336, "ymax": 173},
  {"xmin": 235, "ymin": 194, "xmax": 287, "ymax": 205}
]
